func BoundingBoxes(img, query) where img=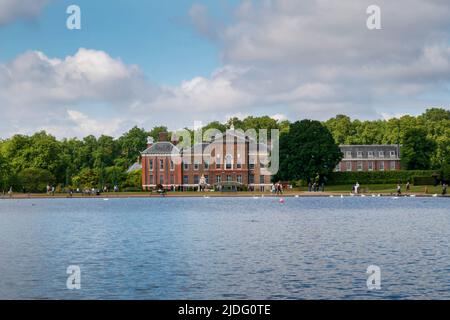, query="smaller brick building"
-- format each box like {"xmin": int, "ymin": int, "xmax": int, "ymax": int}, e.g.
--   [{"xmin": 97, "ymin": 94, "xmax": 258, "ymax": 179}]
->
[{"xmin": 336, "ymin": 145, "xmax": 401, "ymax": 172}]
